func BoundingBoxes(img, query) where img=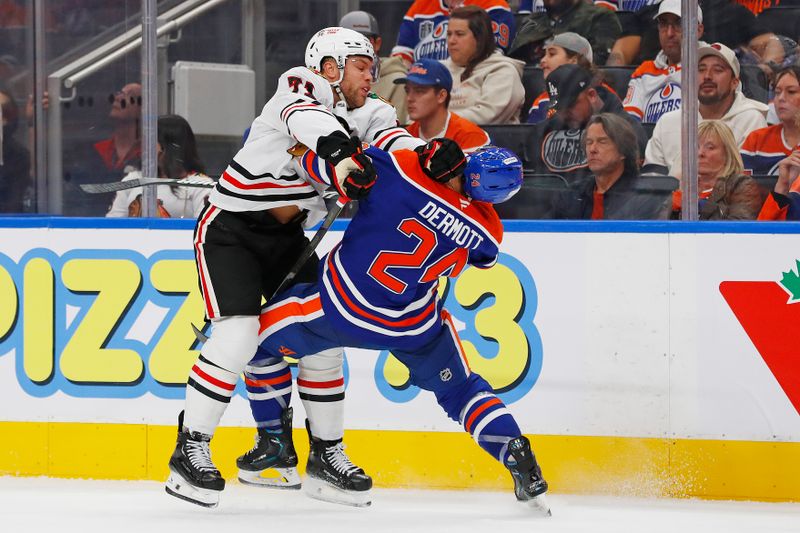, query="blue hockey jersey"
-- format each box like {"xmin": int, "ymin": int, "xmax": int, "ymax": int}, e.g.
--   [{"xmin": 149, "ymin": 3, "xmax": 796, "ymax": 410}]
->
[{"xmin": 310, "ymin": 146, "xmax": 502, "ymax": 349}]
